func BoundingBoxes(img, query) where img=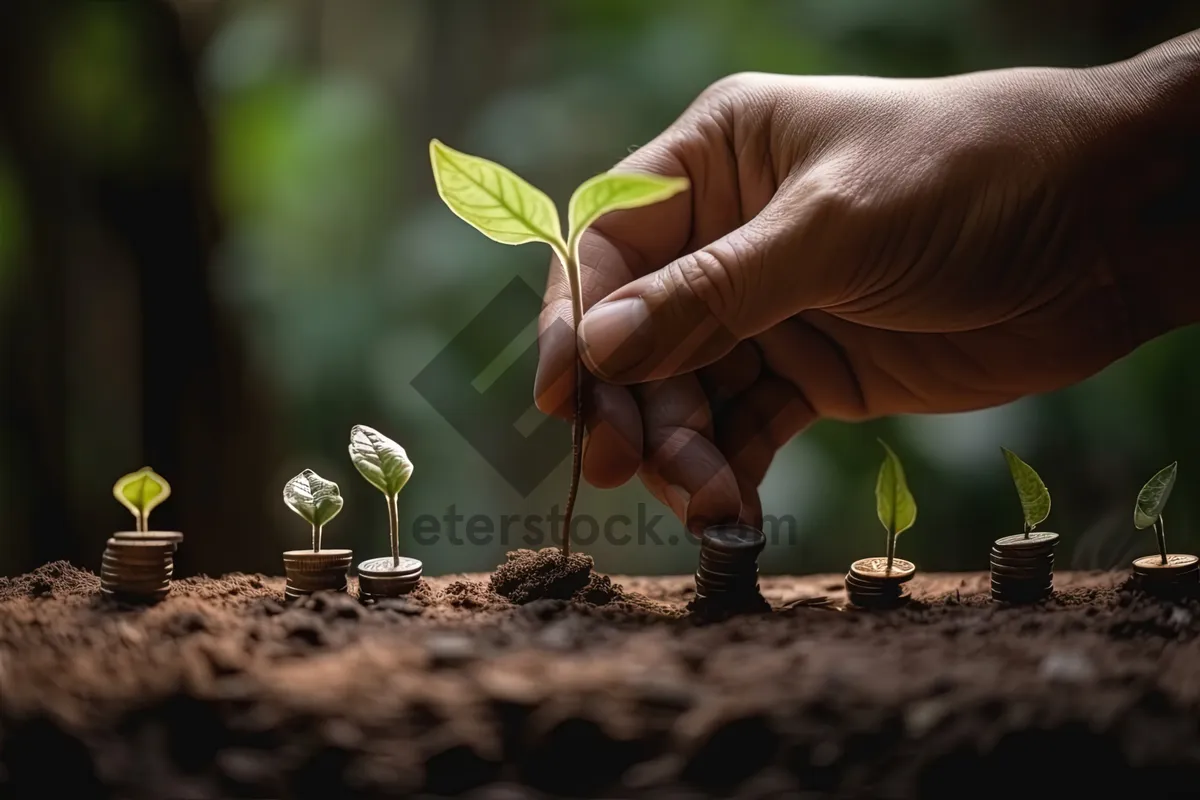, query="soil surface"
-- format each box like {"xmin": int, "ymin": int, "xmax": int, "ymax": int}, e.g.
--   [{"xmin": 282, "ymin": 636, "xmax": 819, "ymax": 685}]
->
[{"xmin": 2, "ymin": 549, "xmax": 1200, "ymax": 798}]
